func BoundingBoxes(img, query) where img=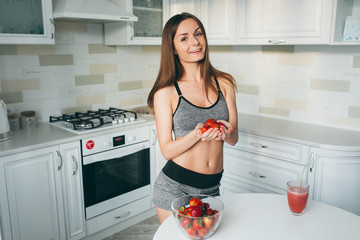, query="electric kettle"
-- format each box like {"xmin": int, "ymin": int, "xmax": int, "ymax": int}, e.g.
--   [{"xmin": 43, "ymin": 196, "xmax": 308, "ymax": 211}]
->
[{"xmin": 0, "ymin": 100, "xmax": 11, "ymax": 141}]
